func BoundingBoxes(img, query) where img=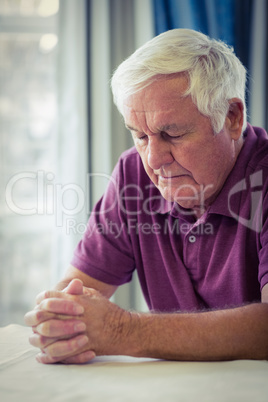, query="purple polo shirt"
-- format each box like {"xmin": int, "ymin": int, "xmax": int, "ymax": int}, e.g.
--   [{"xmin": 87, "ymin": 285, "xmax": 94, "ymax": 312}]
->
[{"xmin": 71, "ymin": 124, "xmax": 268, "ymax": 312}]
